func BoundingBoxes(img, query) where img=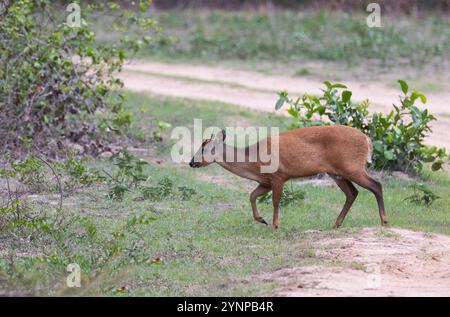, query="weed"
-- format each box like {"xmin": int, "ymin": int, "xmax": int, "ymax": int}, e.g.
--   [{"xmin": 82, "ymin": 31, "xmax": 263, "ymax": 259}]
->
[
  {"xmin": 55, "ymin": 154, "xmax": 104, "ymax": 192},
  {"xmin": 178, "ymin": 186, "xmax": 197, "ymax": 200},
  {"xmin": 10, "ymin": 154, "xmax": 46, "ymax": 192},
  {"xmin": 258, "ymin": 184, "xmax": 305, "ymax": 206},
  {"xmin": 141, "ymin": 177, "xmax": 173, "ymax": 201},
  {"xmin": 404, "ymin": 183, "xmax": 440, "ymax": 207},
  {"xmin": 104, "ymin": 148, "xmax": 149, "ymax": 200},
  {"xmin": 141, "ymin": 177, "xmax": 197, "ymax": 201},
  {"xmin": 153, "ymin": 120, "xmax": 172, "ymax": 141}
]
